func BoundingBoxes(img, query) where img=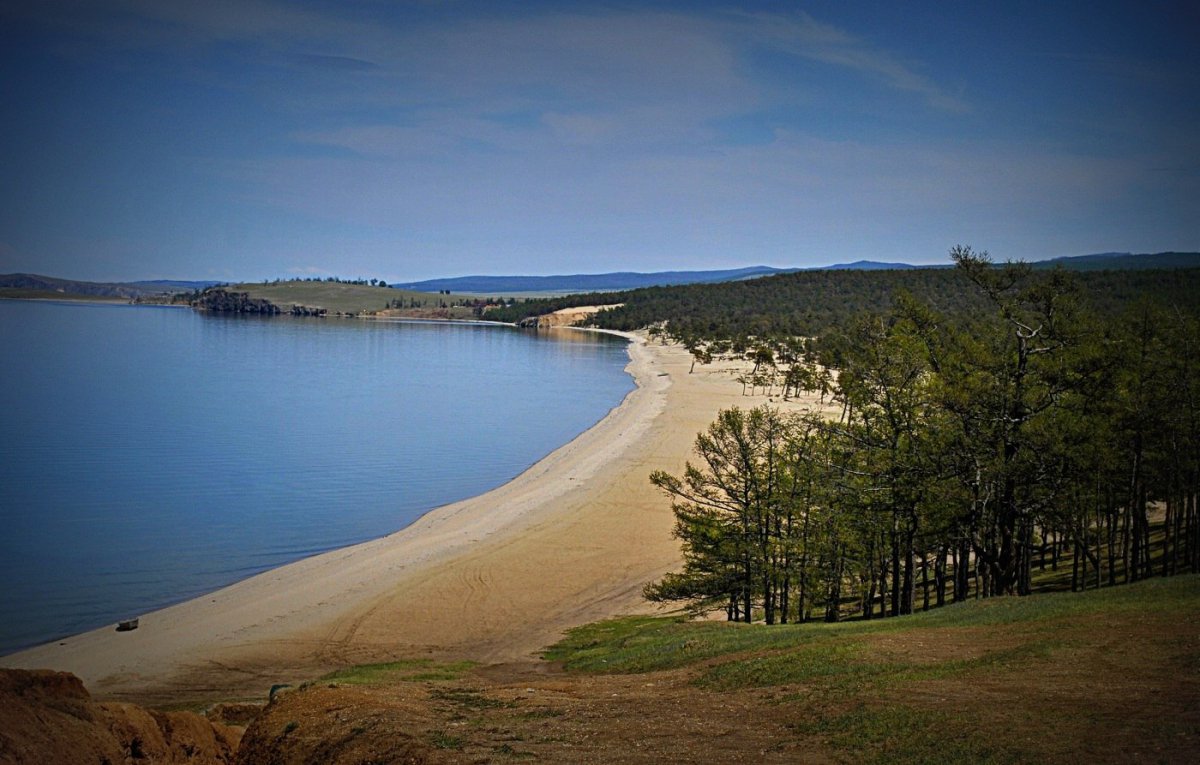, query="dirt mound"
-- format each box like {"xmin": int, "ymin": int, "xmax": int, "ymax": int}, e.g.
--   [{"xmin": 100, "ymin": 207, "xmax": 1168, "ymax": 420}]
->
[
  {"xmin": 235, "ymin": 684, "xmax": 453, "ymax": 765},
  {"xmin": 0, "ymin": 668, "xmax": 241, "ymax": 764}
]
